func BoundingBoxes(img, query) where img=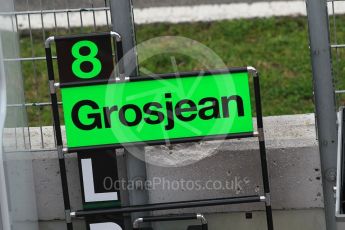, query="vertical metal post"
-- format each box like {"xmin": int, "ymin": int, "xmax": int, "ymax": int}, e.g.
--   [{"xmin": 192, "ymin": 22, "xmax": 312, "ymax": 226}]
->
[
  {"xmin": 306, "ymin": 0, "xmax": 338, "ymax": 229},
  {"xmin": 45, "ymin": 38, "xmax": 73, "ymax": 230},
  {"xmin": 251, "ymin": 68, "xmax": 274, "ymax": 230},
  {"xmin": 109, "ymin": 0, "xmax": 150, "ymax": 228},
  {"xmin": 110, "ymin": 0, "xmax": 138, "ymax": 77}
]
